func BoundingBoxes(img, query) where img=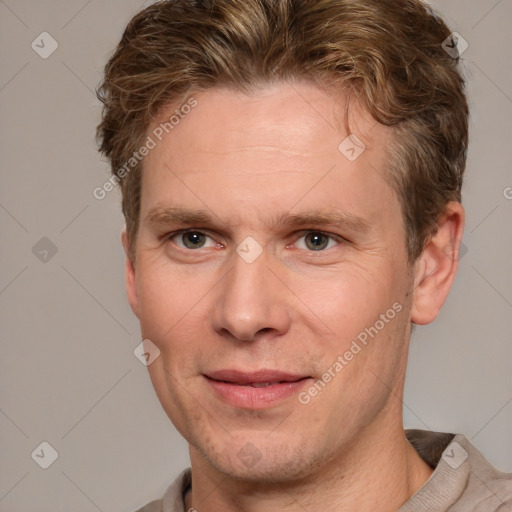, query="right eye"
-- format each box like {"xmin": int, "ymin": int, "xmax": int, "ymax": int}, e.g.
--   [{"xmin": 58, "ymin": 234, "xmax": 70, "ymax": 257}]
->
[{"xmin": 169, "ymin": 230, "xmax": 217, "ymax": 250}]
